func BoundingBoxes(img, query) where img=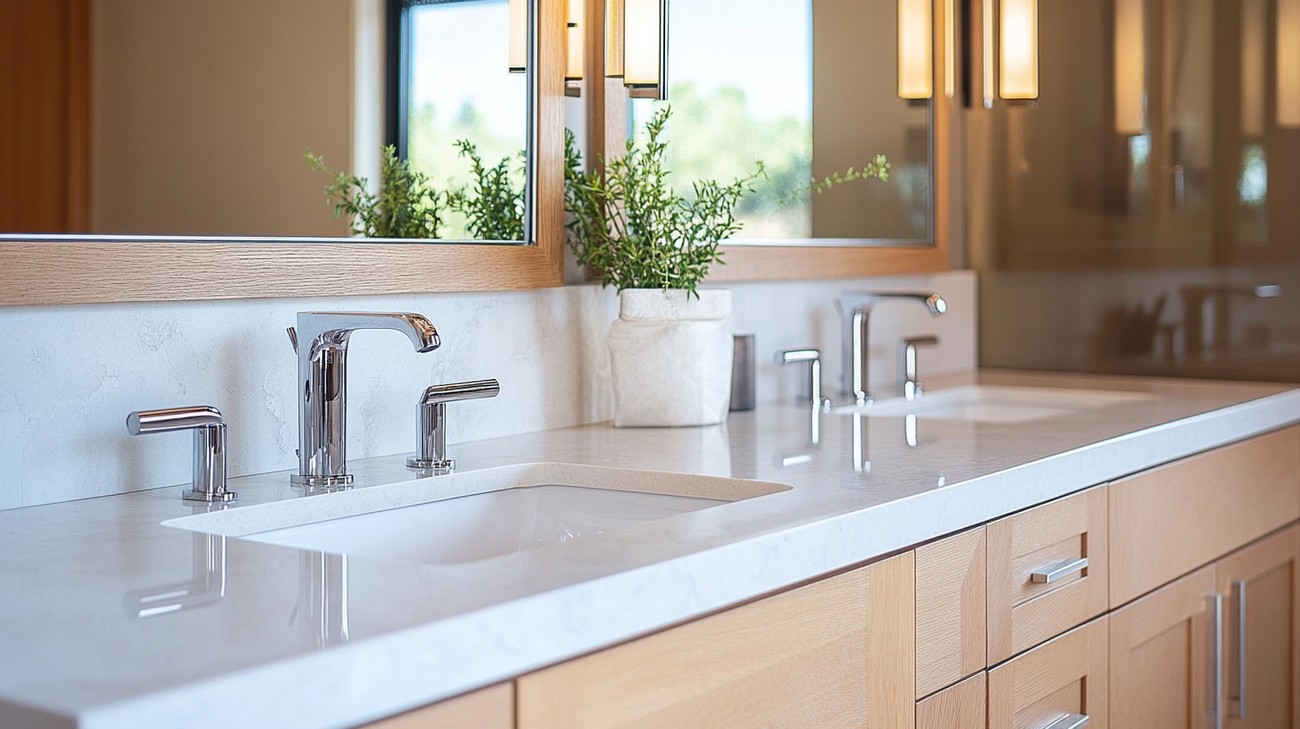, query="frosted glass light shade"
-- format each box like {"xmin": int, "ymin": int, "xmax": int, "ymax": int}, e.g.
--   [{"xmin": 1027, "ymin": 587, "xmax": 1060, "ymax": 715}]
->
[
  {"xmin": 1113, "ymin": 0, "xmax": 1144, "ymax": 134},
  {"xmin": 624, "ymin": 0, "xmax": 663, "ymax": 88},
  {"xmin": 1281, "ymin": 0, "xmax": 1300, "ymax": 127},
  {"xmin": 605, "ymin": 0, "xmax": 625, "ymax": 77},
  {"xmin": 999, "ymin": 0, "xmax": 1038, "ymax": 100},
  {"xmin": 509, "ymin": 0, "xmax": 527, "ymax": 72},
  {"xmin": 898, "ymin": 0, "xmax": 932, "ymax": 99}
]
